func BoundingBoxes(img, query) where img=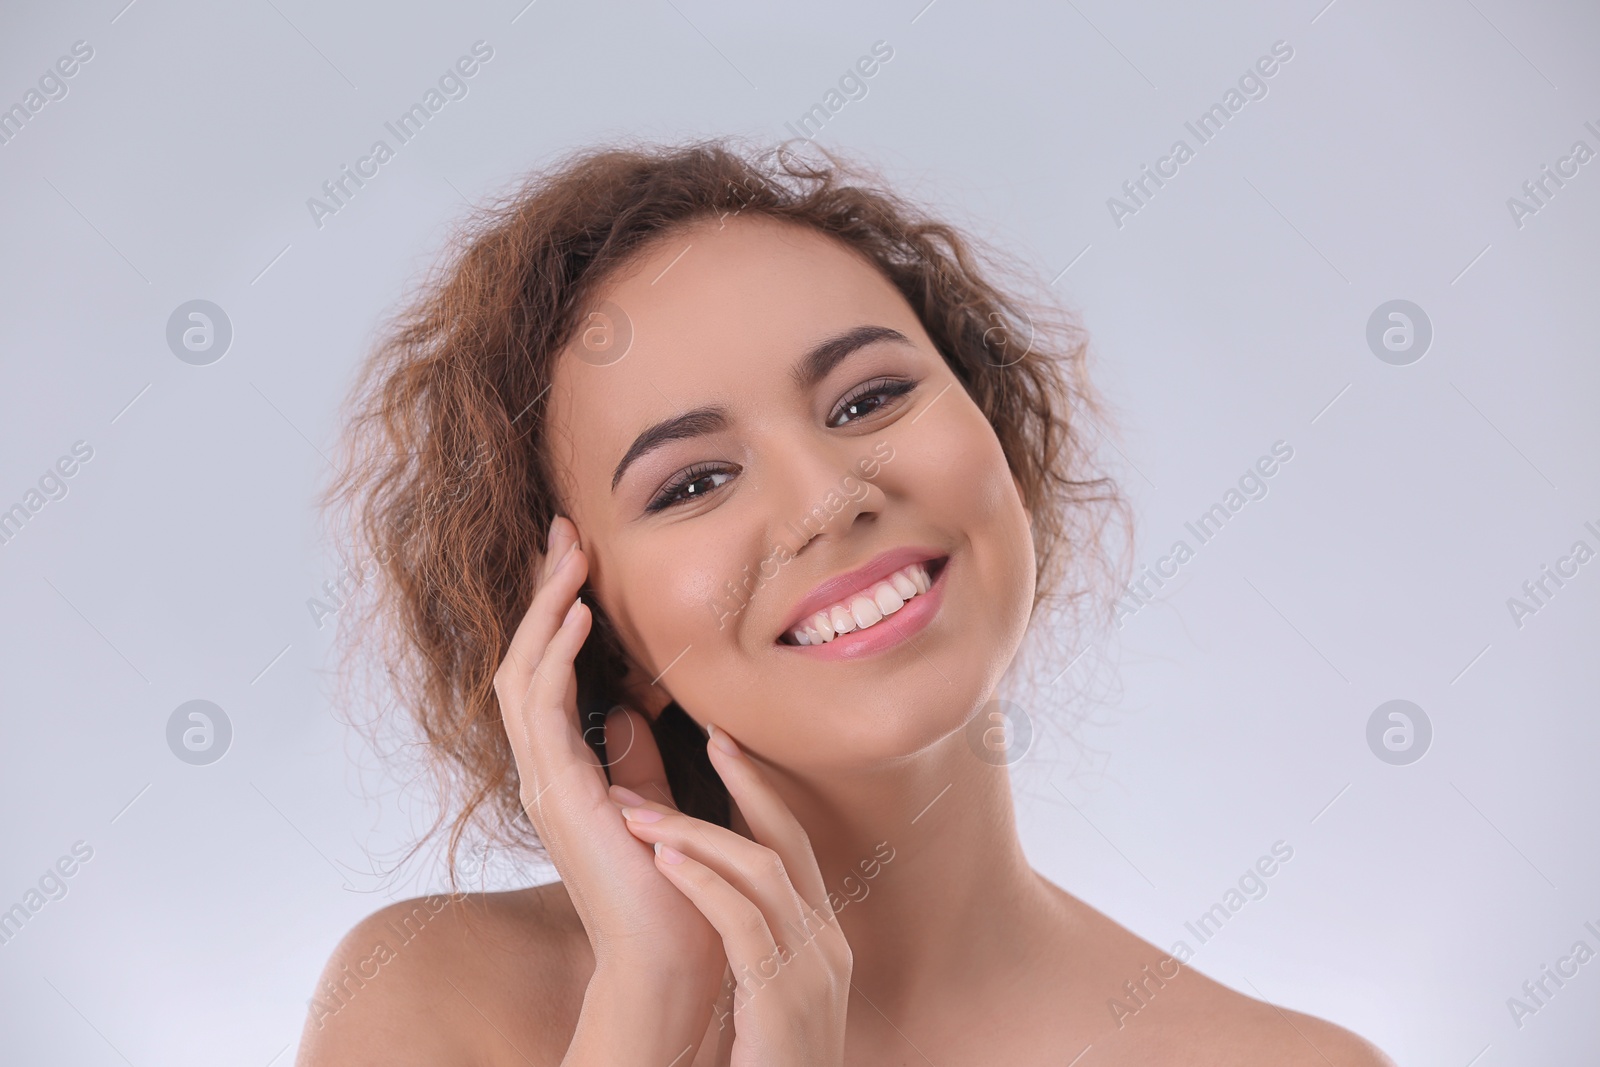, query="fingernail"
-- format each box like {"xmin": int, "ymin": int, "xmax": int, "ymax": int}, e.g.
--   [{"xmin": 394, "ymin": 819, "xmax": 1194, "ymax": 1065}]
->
[
  {"xmin": 555, "ymin": 542, "xmax": 578, "ymax": 572},
  {"xmin": 609, "ymin": 784, "xmax": 647, "ymax": 807},
  {"xmin": 707, "ymin": 722, "xmax": 740, "ymax": 757},
  {"xmin": 563, "ymin": 598, "xmax": 583, "ymax": 626},
  {"xmin": 655, "ymin": 841, "xmax": 686, "ymax": 865},
  {"xmin": 621, "ymin": 806, "xmax": 664, "ymax": 823}
]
